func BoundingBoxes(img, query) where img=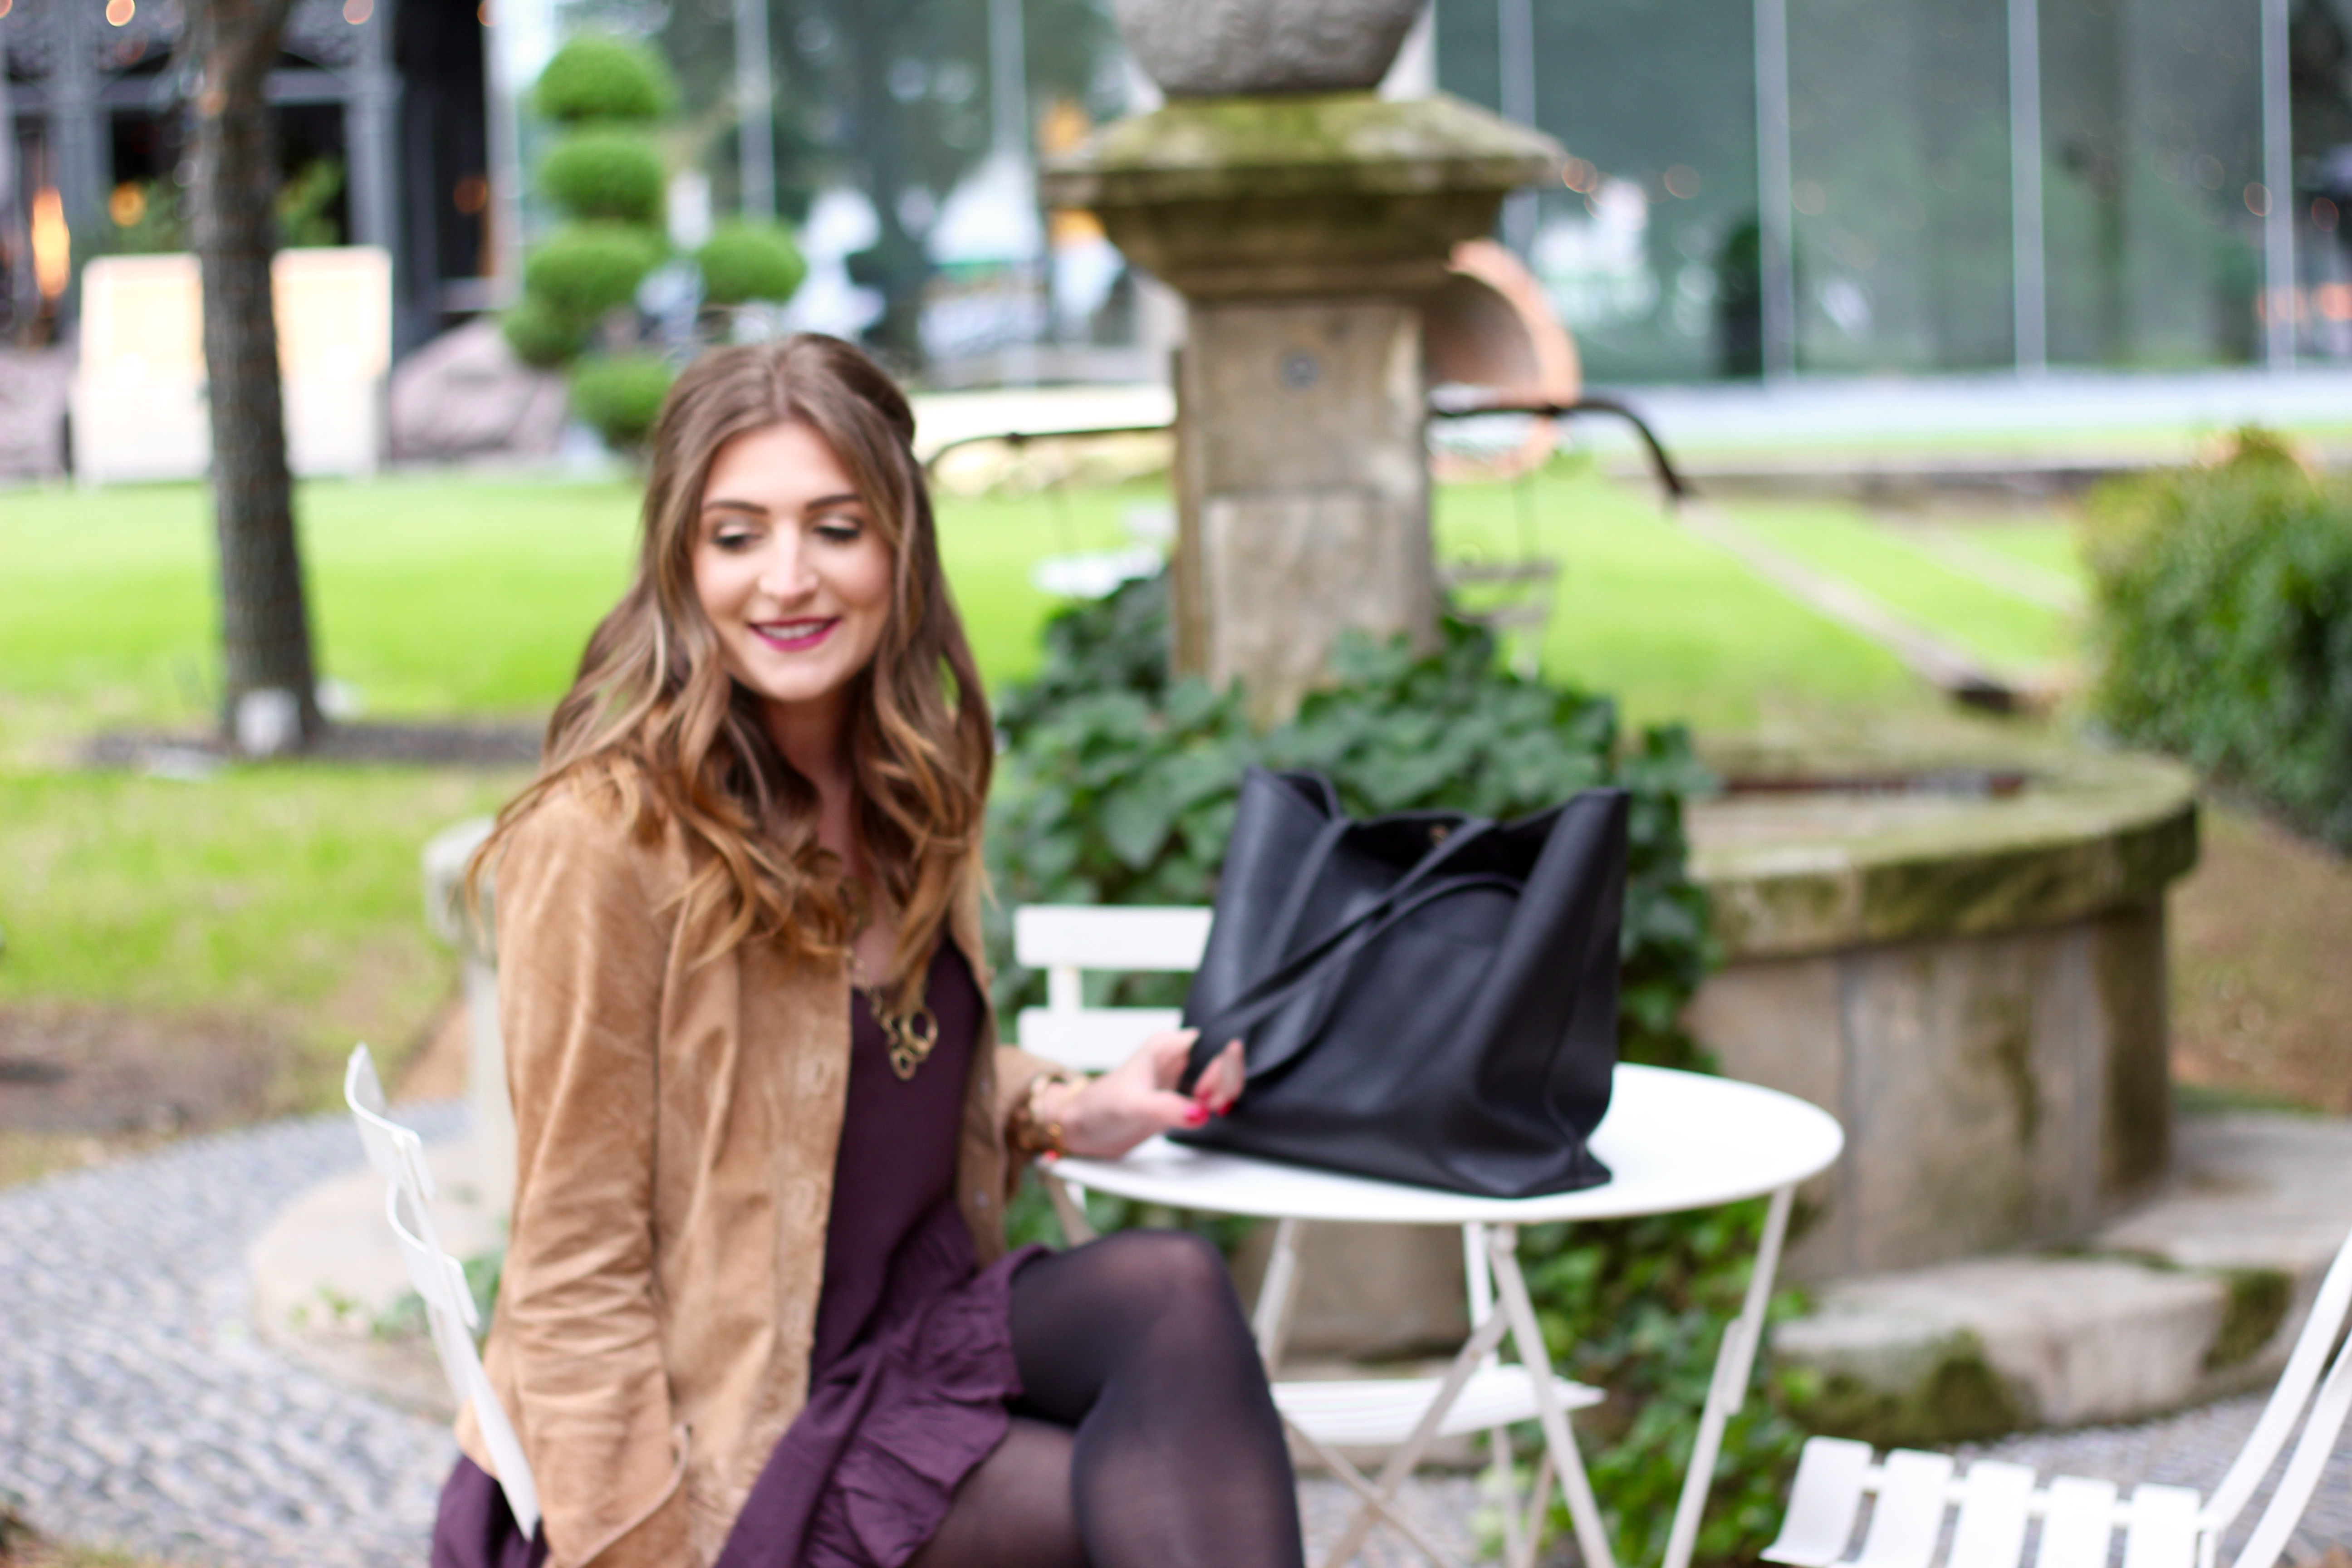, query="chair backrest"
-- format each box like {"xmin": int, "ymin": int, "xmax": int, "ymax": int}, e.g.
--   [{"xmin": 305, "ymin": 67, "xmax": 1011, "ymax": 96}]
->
[
  {"xmin": 344, "ymin": 1044, "xmax": 541, "ymax": 1539},
  {"xmin": 1012, "ymin": 905, "xmax": 1211, "ymax": 1072},
  {"xmin": 2200, "ymin": 1215, "xmax": 2352, "ymax": 1566}
]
